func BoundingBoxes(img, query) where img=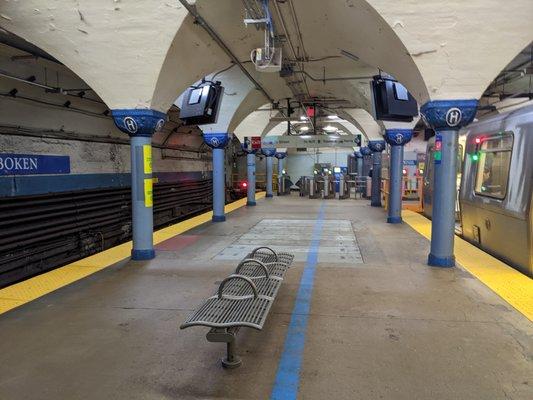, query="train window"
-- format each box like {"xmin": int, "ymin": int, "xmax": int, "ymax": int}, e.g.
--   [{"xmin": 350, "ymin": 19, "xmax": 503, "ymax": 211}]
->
[{"xmin": 474, "ymin": 133, "xmax": 513, "ymax": 199}]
